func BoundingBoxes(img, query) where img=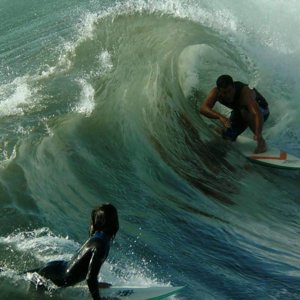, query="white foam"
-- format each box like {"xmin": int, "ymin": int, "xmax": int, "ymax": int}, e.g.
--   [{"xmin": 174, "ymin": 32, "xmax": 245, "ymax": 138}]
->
[
  {"xmin": 0, "ymin": 77, "xmax": 35, "ymax": 117},
  {"xmin": 97, "ymin": 50, "xmax": 113, "ymax": 74},
  {"xmin": 99, "ymin": 259, "xmax": 163, "ymax": 288},
  {"xmin": 73, "ymin": 79, "xmax": 95, "ymax": 116},
  {"xmin": 87, "ymin": 0, "xmax": 239, "ymax": 36},
  {"xmin": 84, "ymin": 50, "xmax": 114, "ymax": 79},
  {"xmin": 0, "ymin": 228, "xmax": 165, "ymax": 289},
  {"xmin": 0, "ymin": 228, "xmax": 78, "ymax": 263},
  {"xmin": 178, "ymin": 44, "xmax": 248, "ymax": 97},
  {"xmin": 0, "ymin": 143, "xmax": 17, "ymax": 169}
]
